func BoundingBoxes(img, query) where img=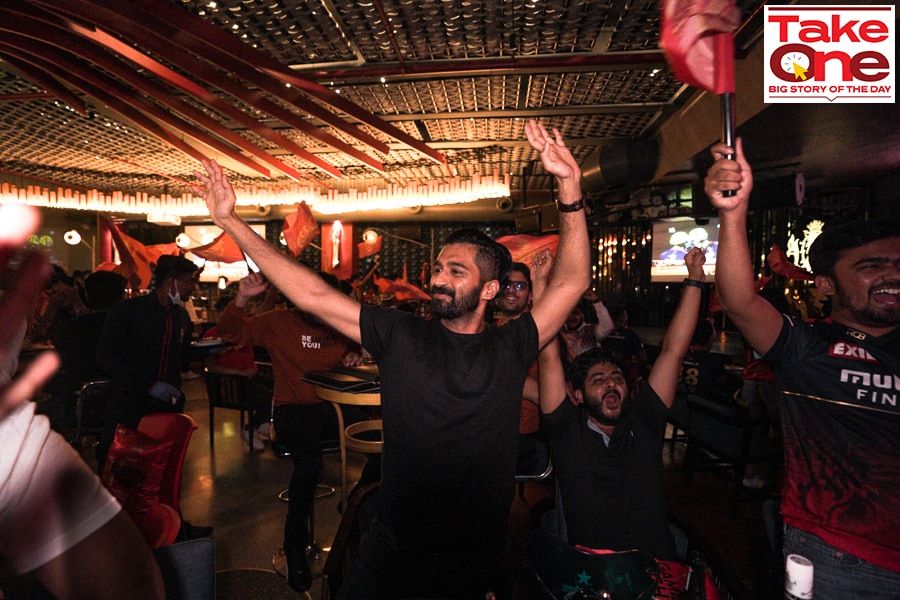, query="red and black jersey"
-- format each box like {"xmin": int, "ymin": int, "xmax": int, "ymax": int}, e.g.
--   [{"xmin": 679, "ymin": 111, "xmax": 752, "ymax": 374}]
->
[{"xmin": 766, "ymin": 315, "xmax": 900, "ymax": 572}]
